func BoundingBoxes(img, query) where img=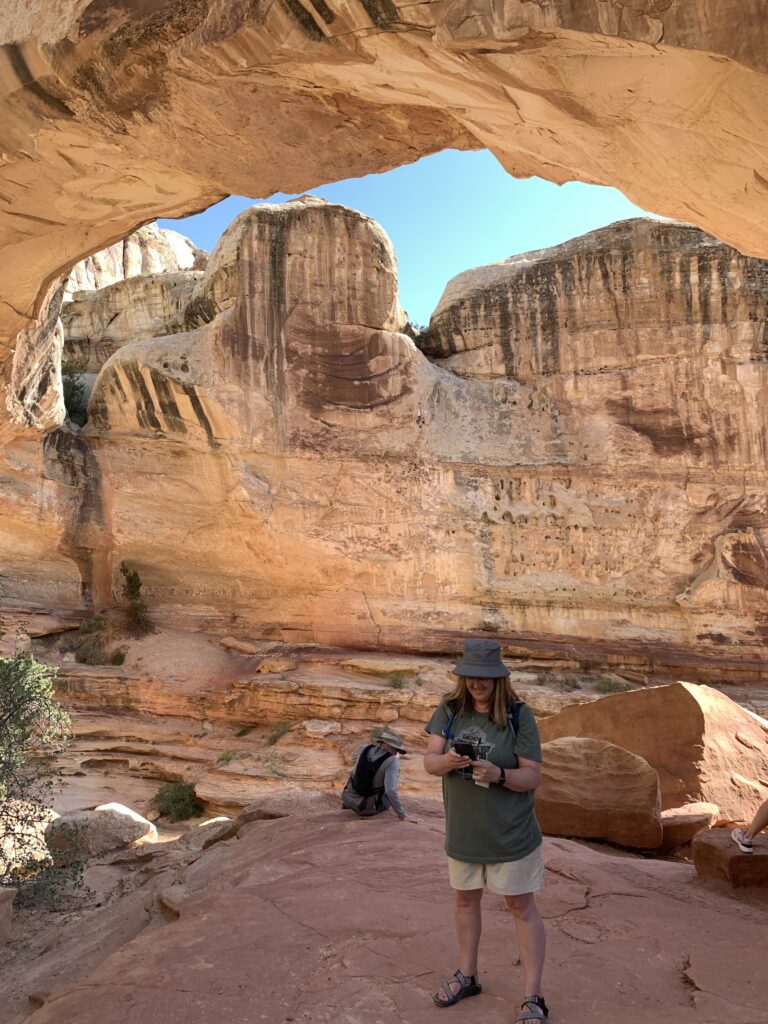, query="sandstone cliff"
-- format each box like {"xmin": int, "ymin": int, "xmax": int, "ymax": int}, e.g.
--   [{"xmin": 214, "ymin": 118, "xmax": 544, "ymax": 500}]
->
[
  {"xmin": 64, "ymin": 223, "xmax": 206, "ymax": 301},
  {"xmin": 3, "ymin": 203, "xmax": 768, "ymax": 679}
]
